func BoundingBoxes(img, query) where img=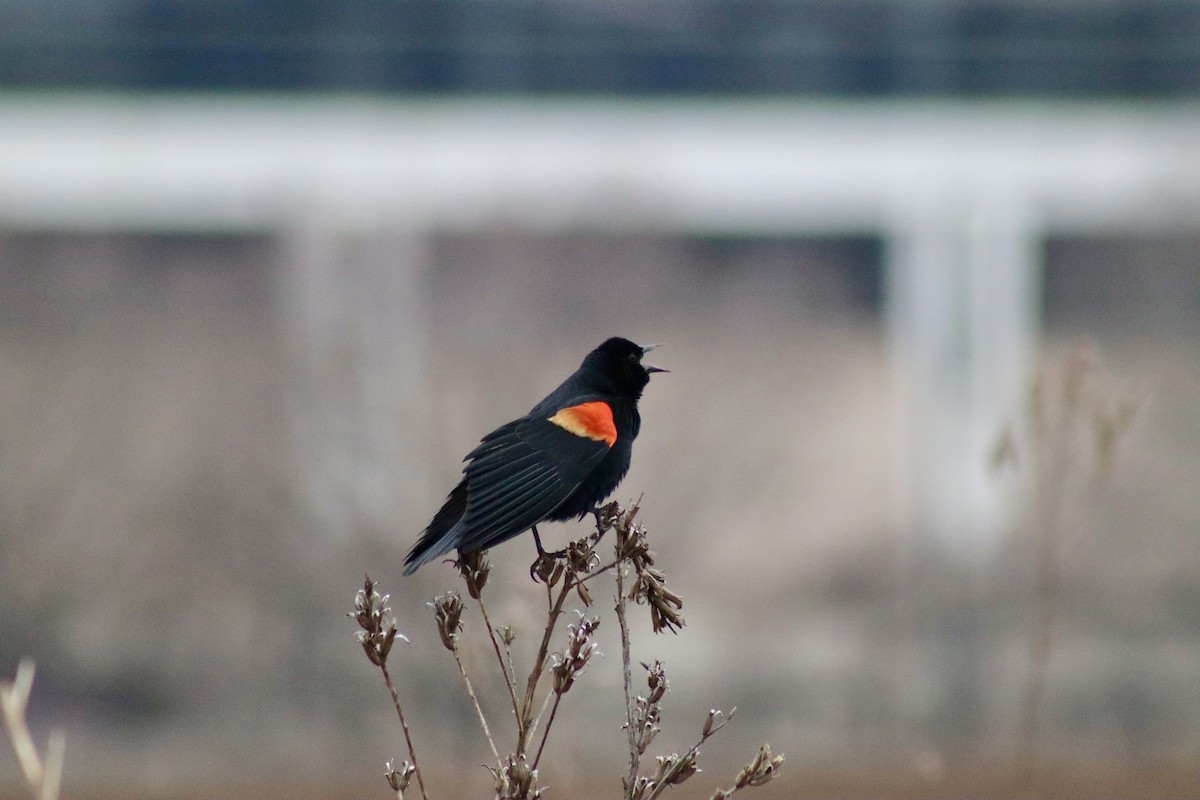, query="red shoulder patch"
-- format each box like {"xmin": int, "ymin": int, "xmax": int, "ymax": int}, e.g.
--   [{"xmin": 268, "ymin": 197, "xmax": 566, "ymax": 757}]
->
[{"xmin": 548, "ymin": 401, "xmax": 617, "ymax": 447}]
